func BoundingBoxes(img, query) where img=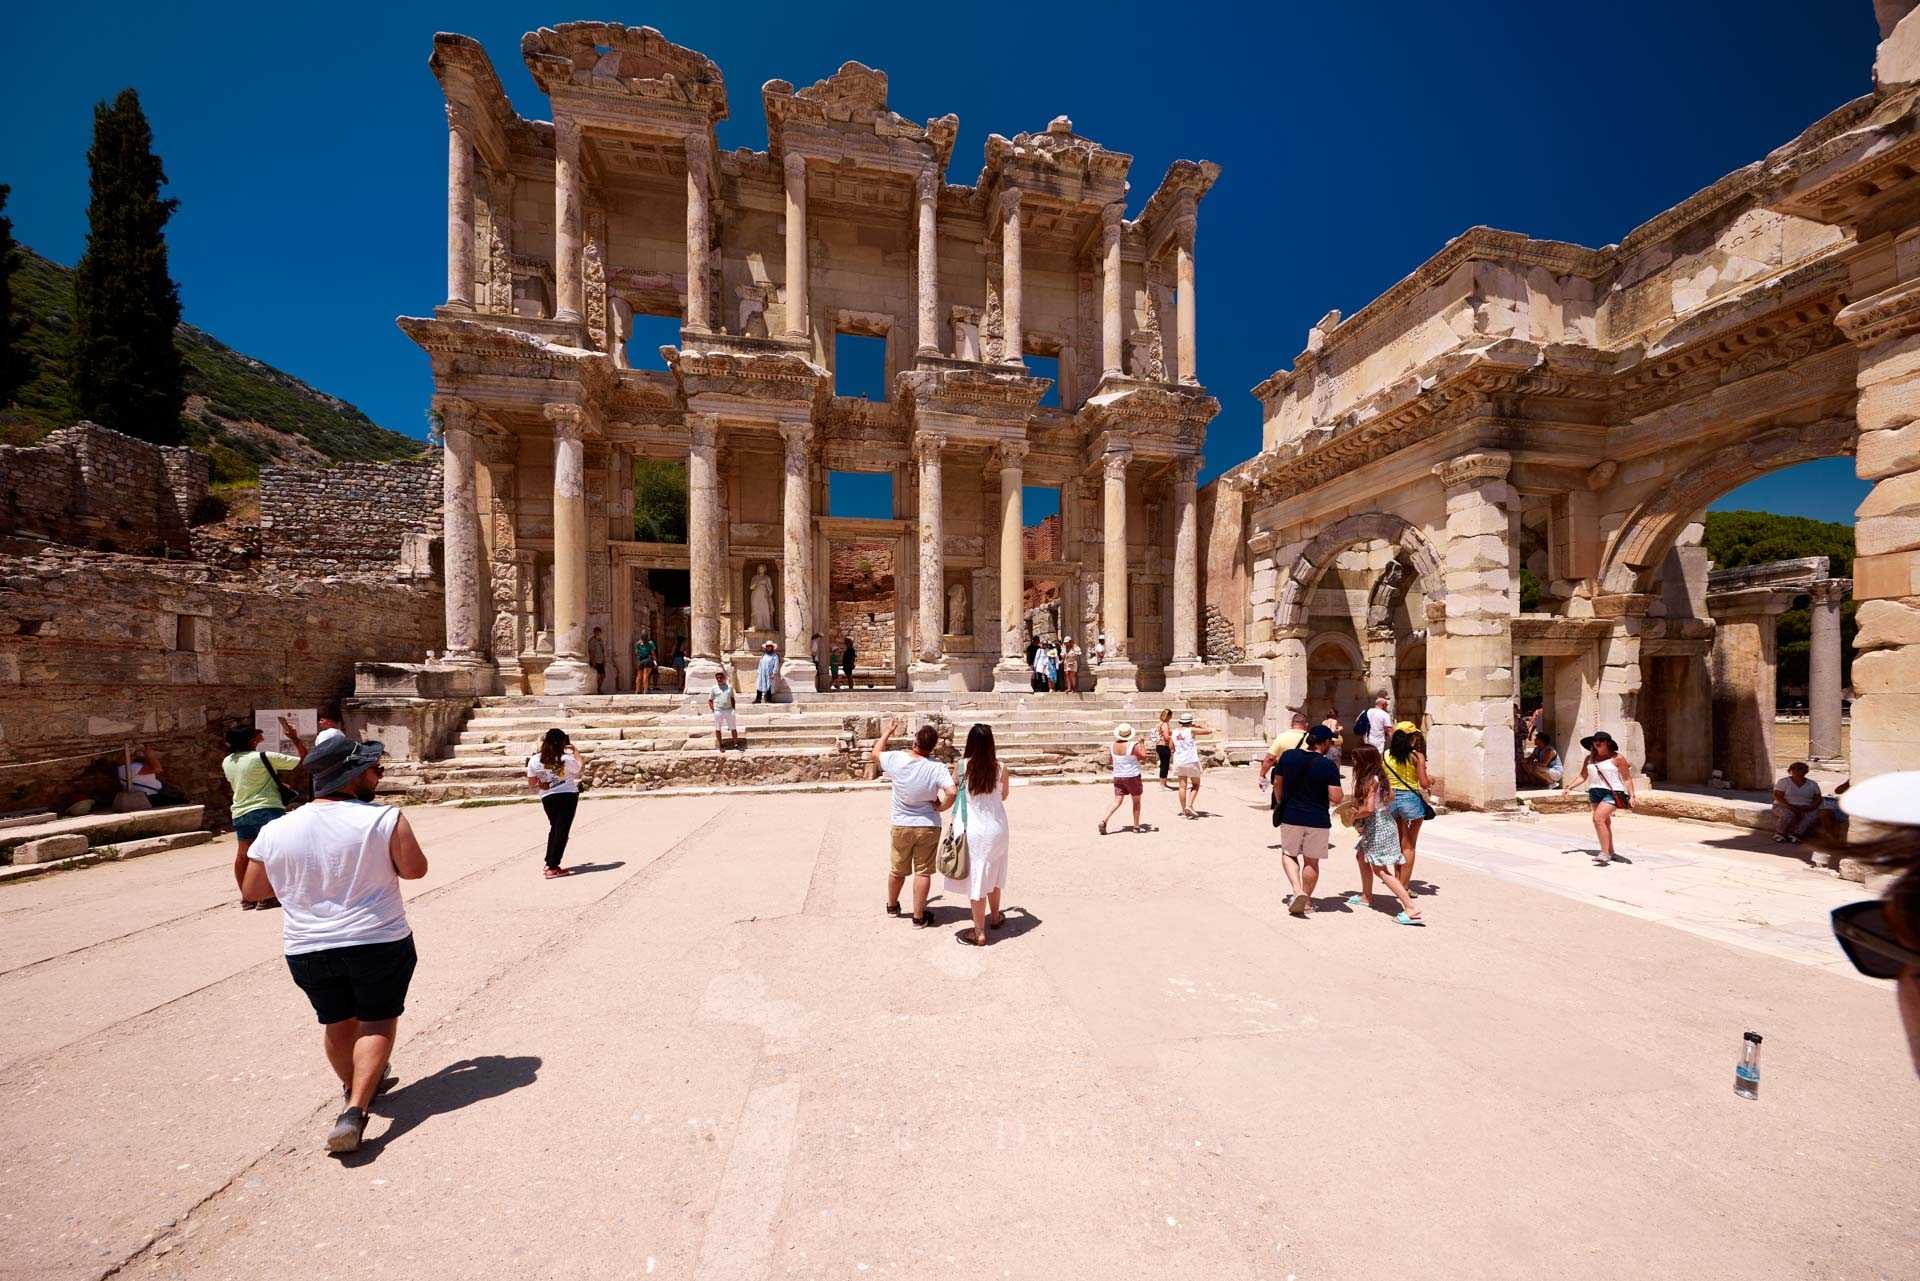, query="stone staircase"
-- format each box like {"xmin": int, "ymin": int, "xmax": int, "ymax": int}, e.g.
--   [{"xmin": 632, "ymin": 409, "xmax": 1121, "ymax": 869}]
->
[{"xmin": 379, "ymin": 692, "xmax": 1227, "ymax": 804}]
